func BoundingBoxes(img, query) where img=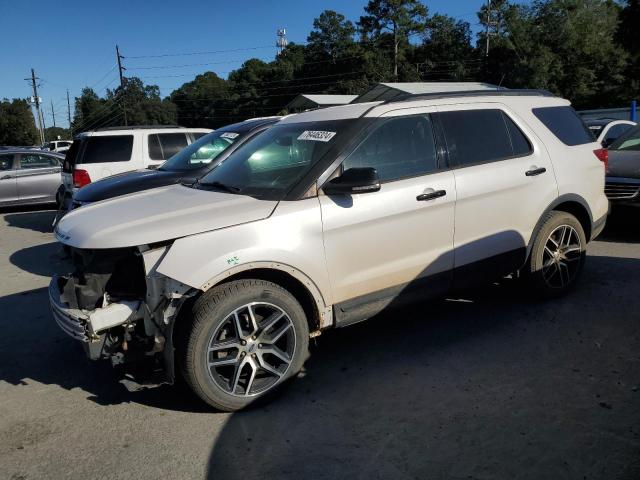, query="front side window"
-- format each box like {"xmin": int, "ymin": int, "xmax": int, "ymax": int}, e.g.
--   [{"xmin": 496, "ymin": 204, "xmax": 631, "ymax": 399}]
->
[
  {"xmin": 148, "ymin": 133, "xmax": 189, "ymax": 160},
  {"xmin": 20, "ymin": 154, "xmax": 59, "ymax": 169},
  {"xmin": 343, "ymin": 115, "xmax": 438, "ymax": 182},
  {"xmin": 81, "ymin": 135, "xmax": 133, "ymax": 164},
  {"xmin": 0, "ymin": 154, "xmax": 14, "ymax": 170},
  {"xmin": 198, "ymin": 120, "xmax": 351, "ymax": 200},
  {"xmin": 604, "ymin": 124, "xmax": 634, "ymax": 145},
  {"xmin": 160, "ymin": 130, "xmax": 243, "ymax": 172},
  {"xmin": 609, "ymin": 125, "xmax": 640, "ymax": 151}
]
